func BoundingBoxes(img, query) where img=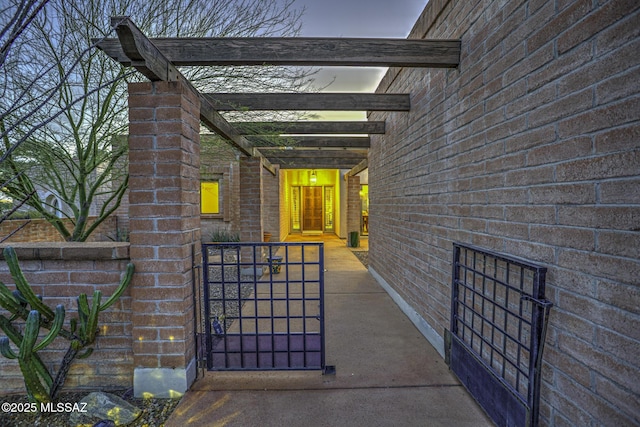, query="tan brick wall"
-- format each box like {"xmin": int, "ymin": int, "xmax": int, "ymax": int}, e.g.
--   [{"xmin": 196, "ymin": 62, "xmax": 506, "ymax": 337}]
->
[
  {"xmin": 127, "ymin": 80, "xmax": 200, "ymax": 372},
  {"xmin": 200, "ymin": 135, "xmax": 242, "ymax": 239},
  {"xmin": 346, "ymin": 175, "xmax": 361, "ymax": 241},
  {"xmin": 0, "ymin": 243, "xmax": 132, "ymax": 394},
  {"xmin": 1, "ymin": 216, "xmax": 118, "ymax": 243},
  {"xmin": 239, "ymin": 156, "xmax": 264, "ymax": 243},
  {"xmin": 369, "ymin": 1, "xmax": 639, "ymax": 425}
]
